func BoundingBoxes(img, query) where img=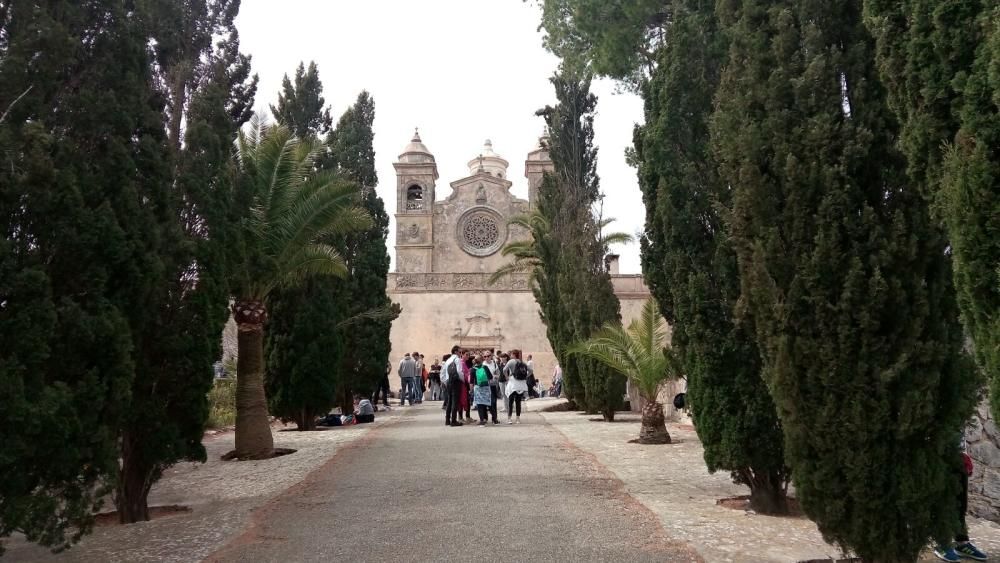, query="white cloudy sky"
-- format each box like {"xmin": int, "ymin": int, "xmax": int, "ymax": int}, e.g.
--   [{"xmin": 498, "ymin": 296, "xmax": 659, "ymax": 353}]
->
[{"xmin": 236, "ymin": 0, "xmax": 645, "ymax": 273}]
